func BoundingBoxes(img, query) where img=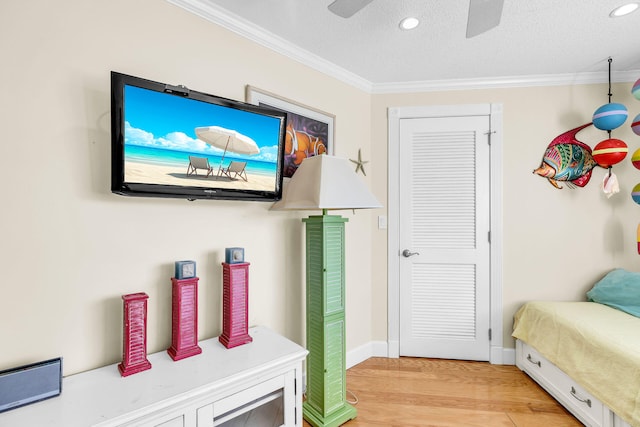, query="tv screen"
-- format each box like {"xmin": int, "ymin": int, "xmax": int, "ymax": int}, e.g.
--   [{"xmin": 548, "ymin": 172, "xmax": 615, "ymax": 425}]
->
[{"xmin": 111, "ymin": 71, "xmax": 286, "ymax": 201}]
